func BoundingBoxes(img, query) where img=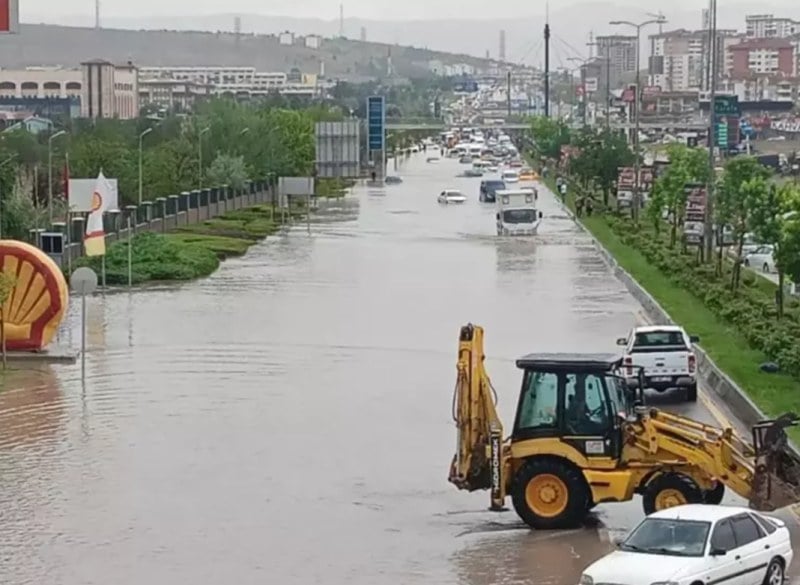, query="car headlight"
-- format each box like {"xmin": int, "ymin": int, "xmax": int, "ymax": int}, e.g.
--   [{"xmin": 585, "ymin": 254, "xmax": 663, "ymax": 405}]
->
[{"xmin": 578, "ymin": 575, "xmax": 593, "ymax": 585}]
